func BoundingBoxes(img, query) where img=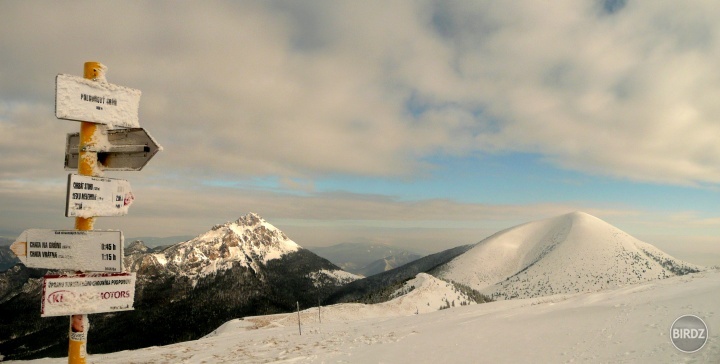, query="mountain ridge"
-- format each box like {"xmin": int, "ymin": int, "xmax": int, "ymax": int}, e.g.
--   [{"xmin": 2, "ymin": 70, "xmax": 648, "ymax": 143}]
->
[{"xmin": 356, "ymin": 251, "xmax": 424, "ymax": 277}]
